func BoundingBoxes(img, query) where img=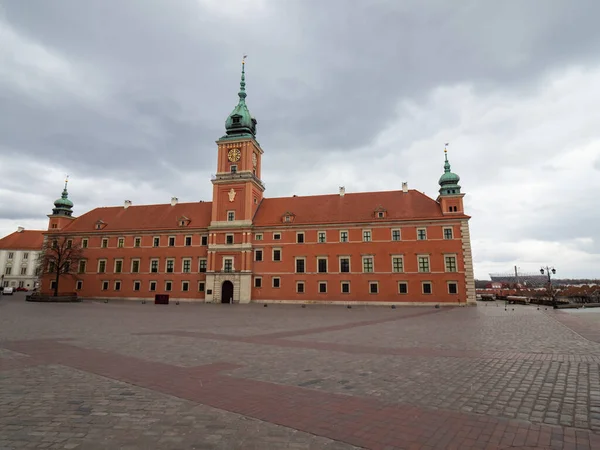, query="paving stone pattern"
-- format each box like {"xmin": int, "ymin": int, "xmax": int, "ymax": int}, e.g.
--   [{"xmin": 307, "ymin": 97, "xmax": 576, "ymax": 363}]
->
[{"xmin": 2, "ymin": 294, "xmax": 600, "ymax": 449}]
